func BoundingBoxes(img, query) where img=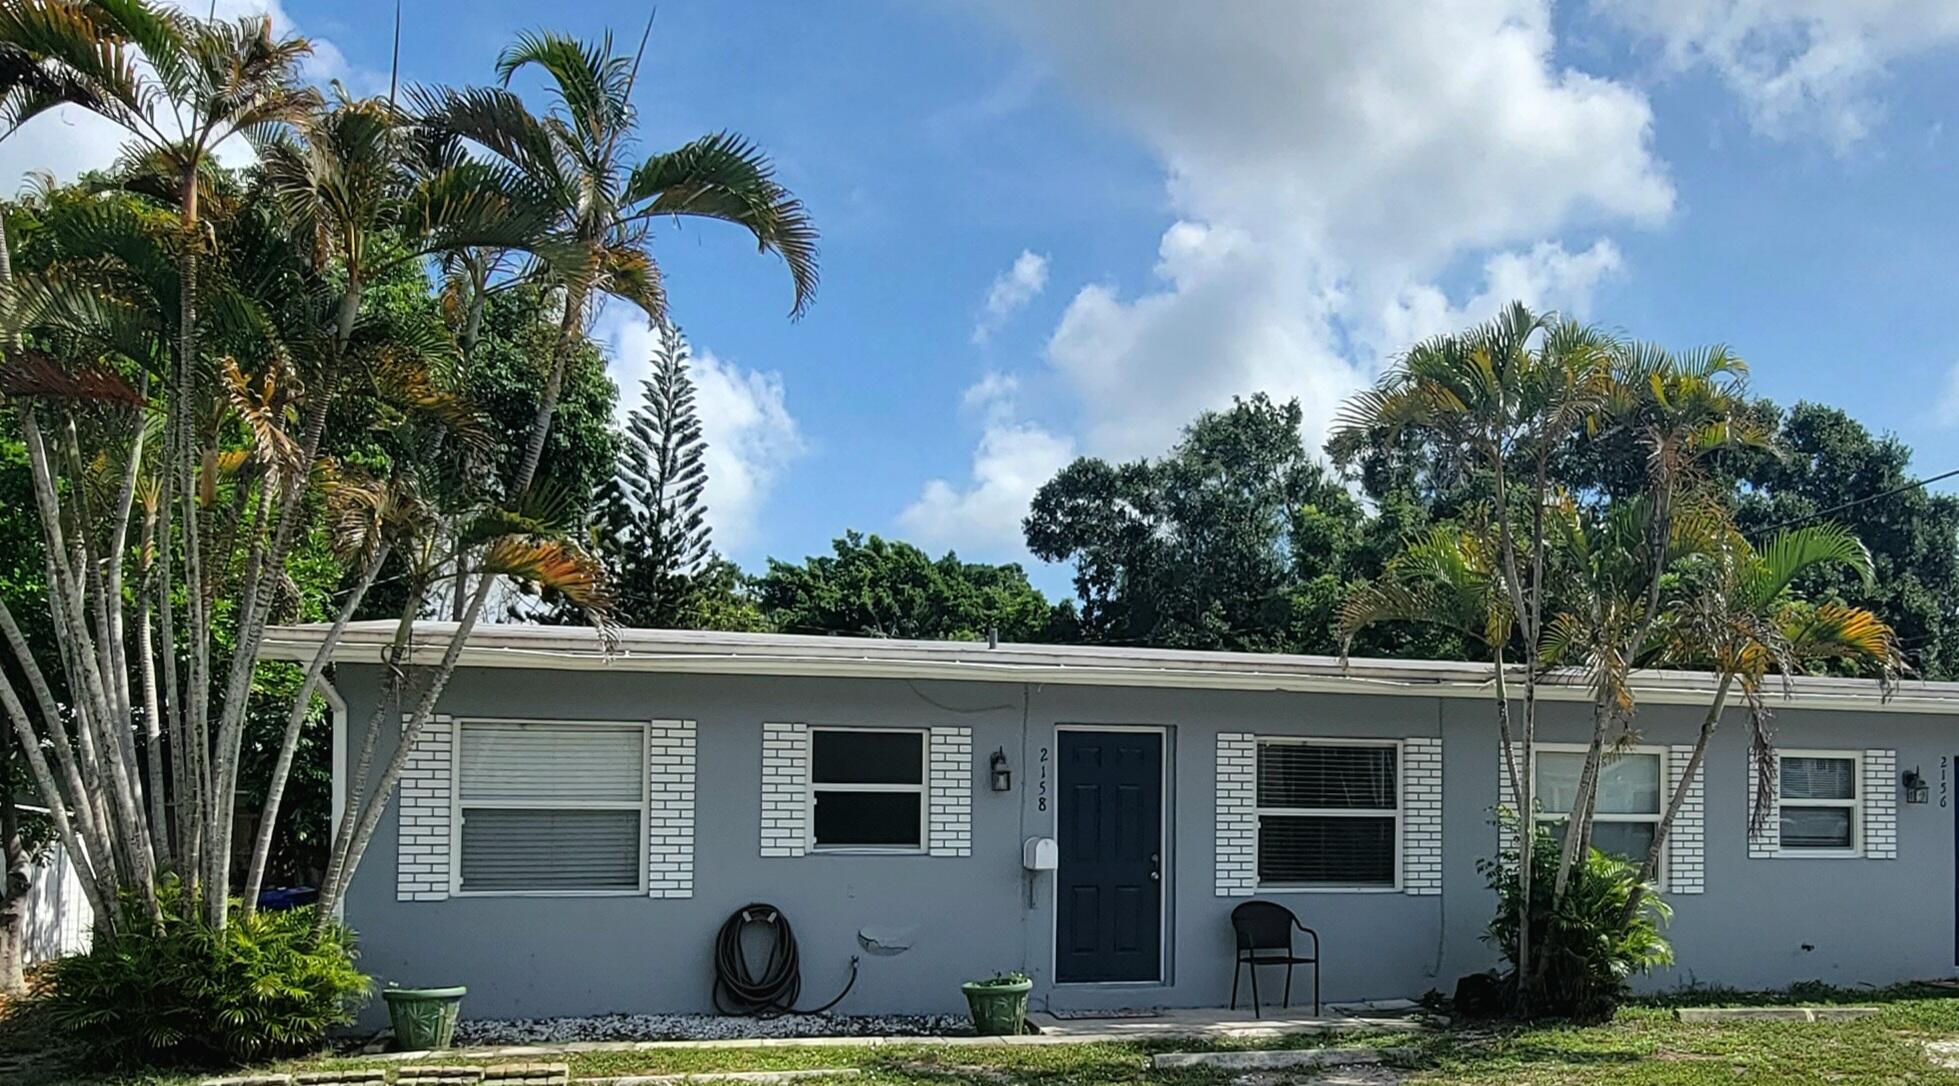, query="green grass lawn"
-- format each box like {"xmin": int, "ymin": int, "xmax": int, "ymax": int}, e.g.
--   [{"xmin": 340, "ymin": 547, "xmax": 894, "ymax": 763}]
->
[{"xmin": 13, "ymin": 985, "xmax": 1959, "ymax": 1086}]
